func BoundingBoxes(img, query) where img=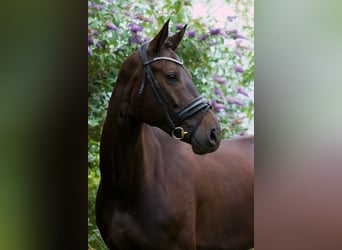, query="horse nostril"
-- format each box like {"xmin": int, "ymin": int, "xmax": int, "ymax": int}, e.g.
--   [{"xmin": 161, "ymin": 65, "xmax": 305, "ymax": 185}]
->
[{"xmin": 209, "ymin": 128, "xmax": 217, "ymax": 144}]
